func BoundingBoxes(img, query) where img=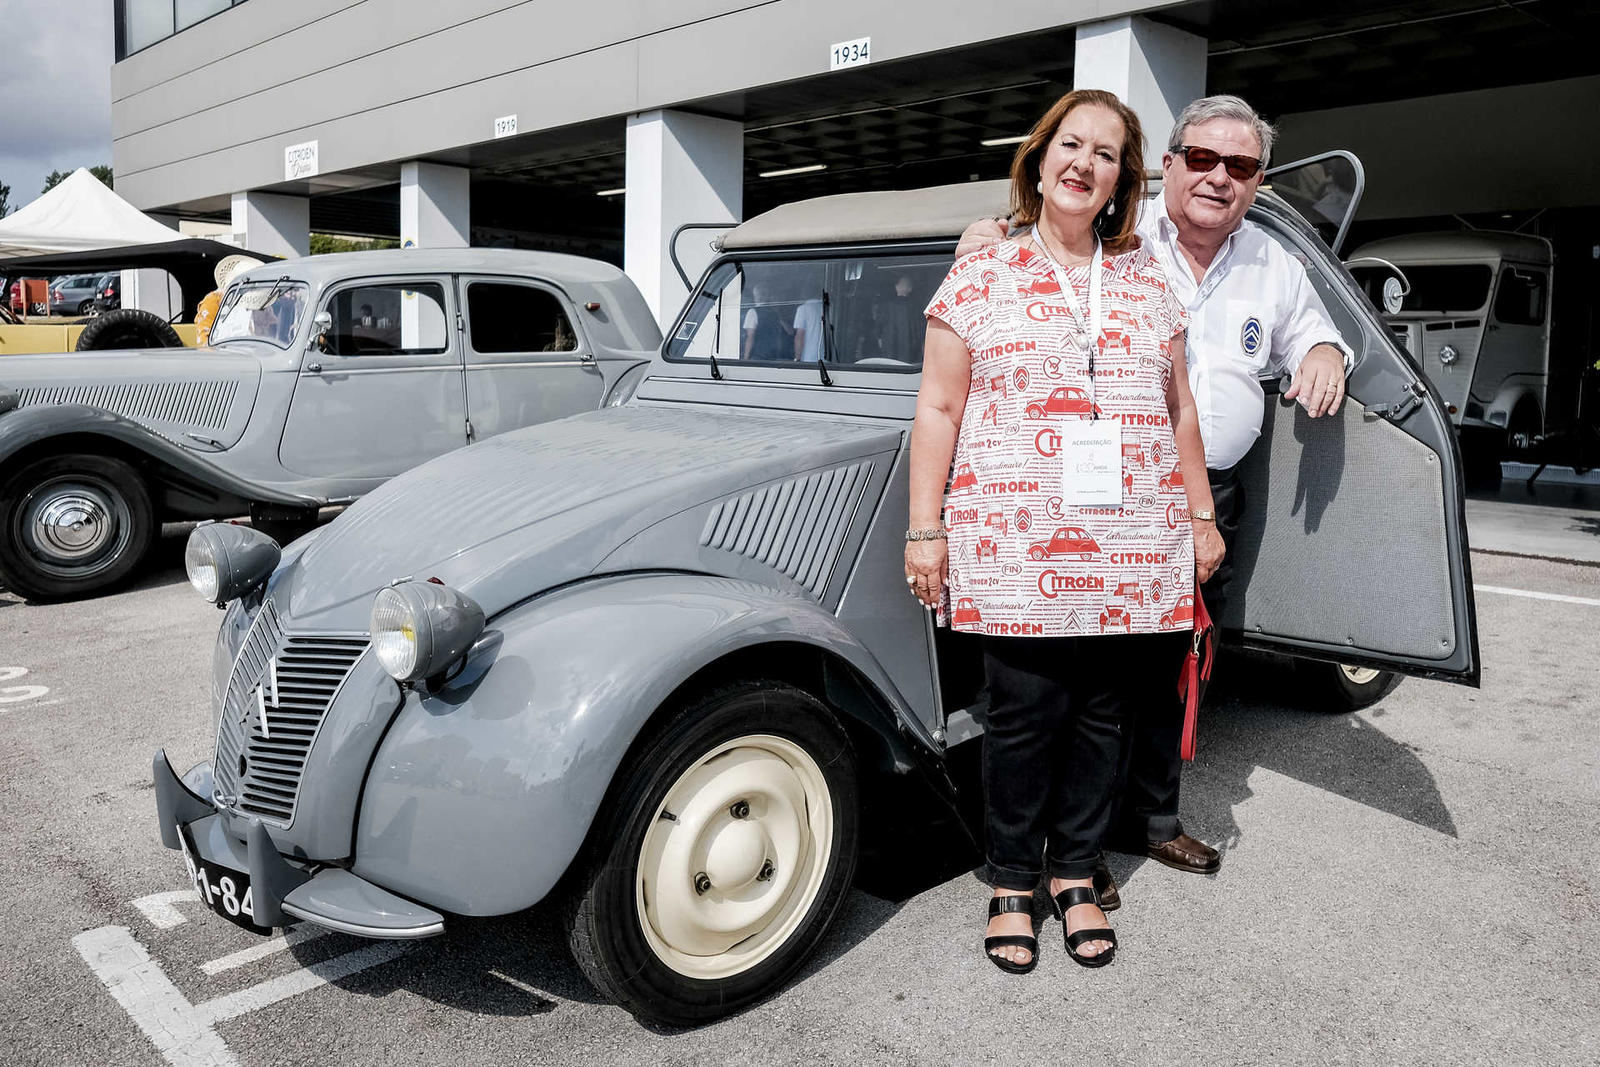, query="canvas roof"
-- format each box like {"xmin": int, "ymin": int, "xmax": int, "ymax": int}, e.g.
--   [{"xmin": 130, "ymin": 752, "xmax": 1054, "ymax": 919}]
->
[{"xmin": 0, "ymin": 168, "xmax": 184, "ymax": 260}]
